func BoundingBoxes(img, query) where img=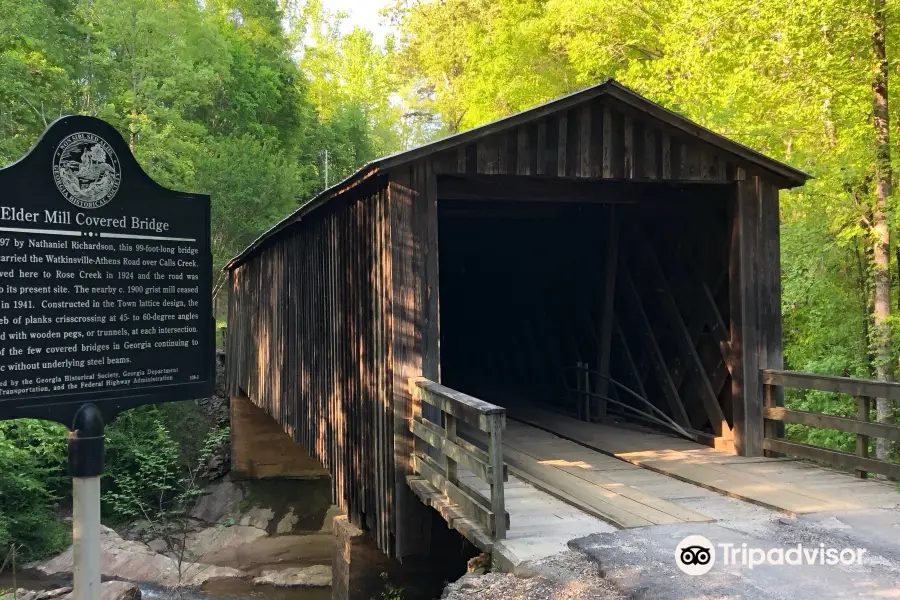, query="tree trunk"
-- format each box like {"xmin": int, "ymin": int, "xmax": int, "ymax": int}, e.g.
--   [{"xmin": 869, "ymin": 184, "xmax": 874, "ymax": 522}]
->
[{"xmin": 871, "ymin": 0, "xmax": 893, "ymax": 462}]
